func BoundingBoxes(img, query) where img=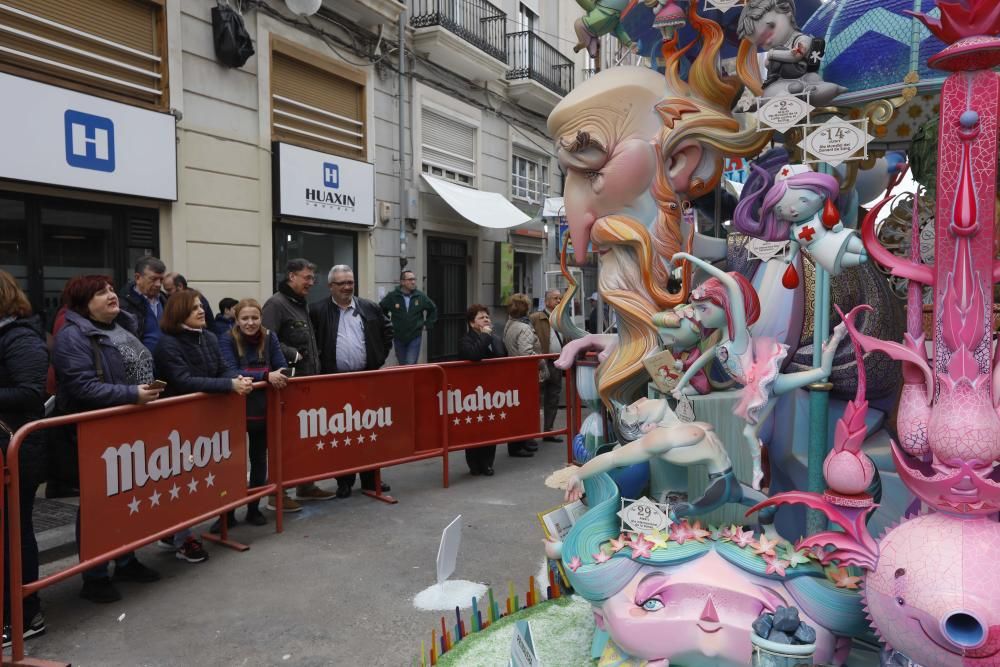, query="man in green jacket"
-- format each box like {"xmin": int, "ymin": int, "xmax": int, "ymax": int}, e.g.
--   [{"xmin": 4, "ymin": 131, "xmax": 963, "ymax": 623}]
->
[{"xmin": 379, "ymin": 269, "xmax": 437, "ymax": 365}]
